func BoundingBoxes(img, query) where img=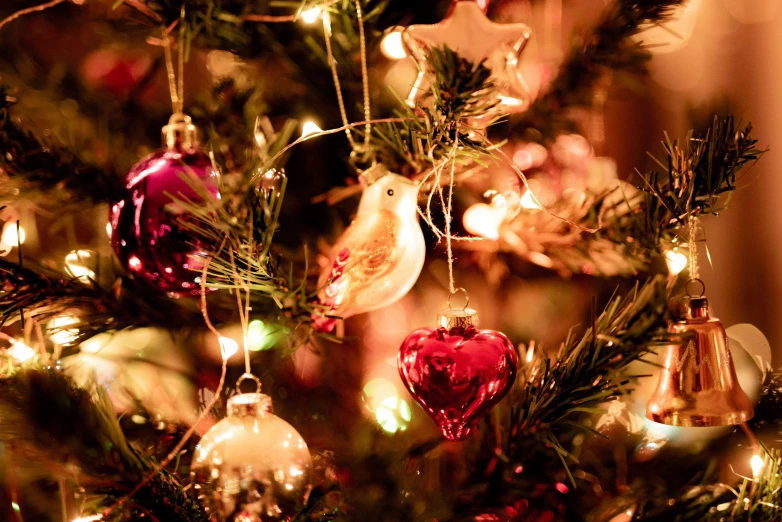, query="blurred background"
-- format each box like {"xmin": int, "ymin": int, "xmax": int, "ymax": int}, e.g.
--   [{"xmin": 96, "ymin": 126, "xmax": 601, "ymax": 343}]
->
[{"xmin": 0, "ymin": 1, "xmax": 780, "ymax": 517}]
